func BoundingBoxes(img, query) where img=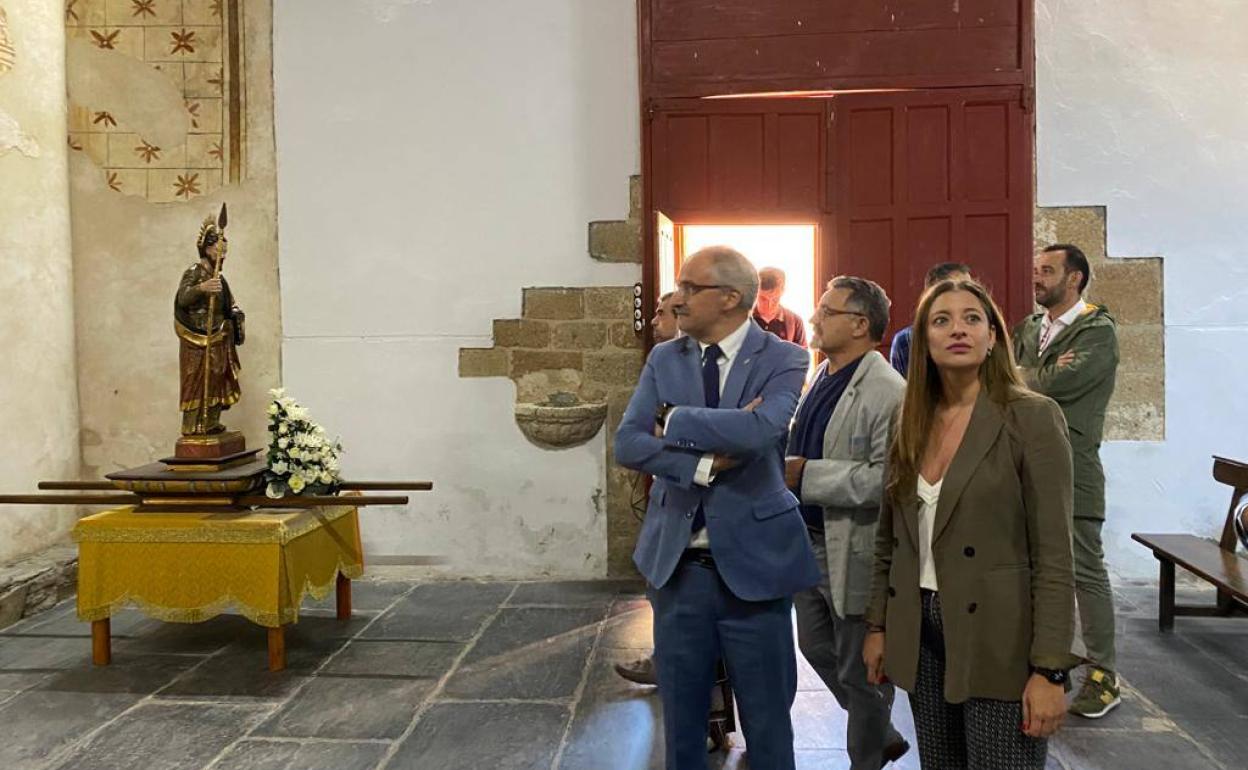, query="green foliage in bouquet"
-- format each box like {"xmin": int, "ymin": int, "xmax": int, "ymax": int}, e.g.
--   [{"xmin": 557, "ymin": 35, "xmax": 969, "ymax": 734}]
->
[{"xmin": 264, "ymin": 388, "xmax": 343, "ymax": 498}]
